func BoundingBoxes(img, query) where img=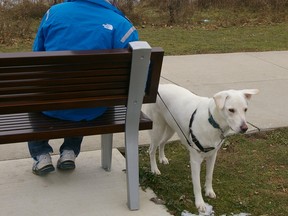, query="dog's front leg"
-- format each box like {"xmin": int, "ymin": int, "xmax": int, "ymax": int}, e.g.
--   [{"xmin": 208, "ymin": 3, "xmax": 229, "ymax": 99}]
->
[
  {"xmin": 149, "ymin": 143, "xmax": 161, "ymax": 175},
  {"xmin": 189, "ymin": 153, "xmax": 206, "ymax": 212},
  {"xmin": 205, "ymin": 152, "xmax": 217, "ymax": 199}
]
